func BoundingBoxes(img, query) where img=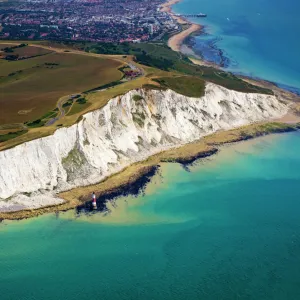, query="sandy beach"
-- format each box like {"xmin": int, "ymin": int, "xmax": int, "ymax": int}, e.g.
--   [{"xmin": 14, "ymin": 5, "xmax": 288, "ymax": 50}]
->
[
  {"xmin": 161, "ymin": 0, "xmax": 187, "ymax": 24},
  {"xmin": 160, "ymin": 0, "xmax": 181, "ymax": 12},
  {"xmin": 161, "ymin": 0, "xmax": 203, "ymax": 54},
  {"xmin": 168, "ymin": 23, "xmax": 202, "ymax": 52}
]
